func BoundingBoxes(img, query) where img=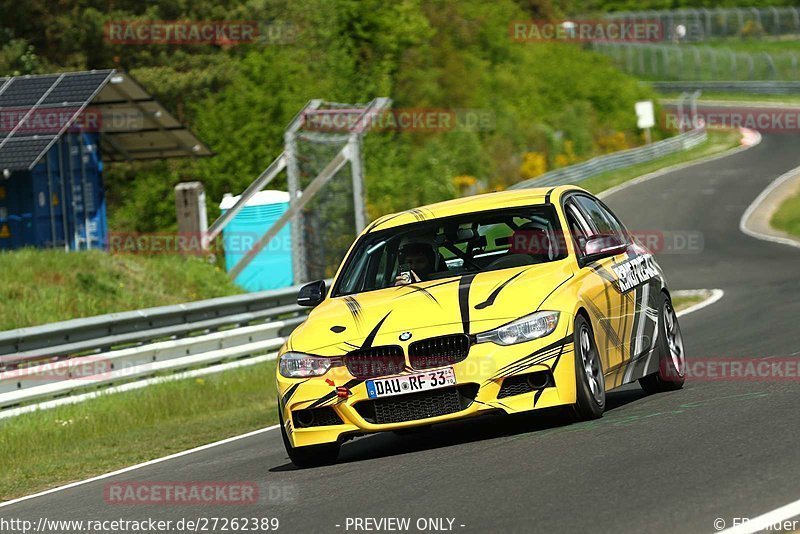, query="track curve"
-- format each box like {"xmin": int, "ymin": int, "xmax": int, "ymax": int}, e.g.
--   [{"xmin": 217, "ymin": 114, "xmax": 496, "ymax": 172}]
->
[{"xmin": 3, "ymin": 133, "xmax": 800, "ymax": 534}]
